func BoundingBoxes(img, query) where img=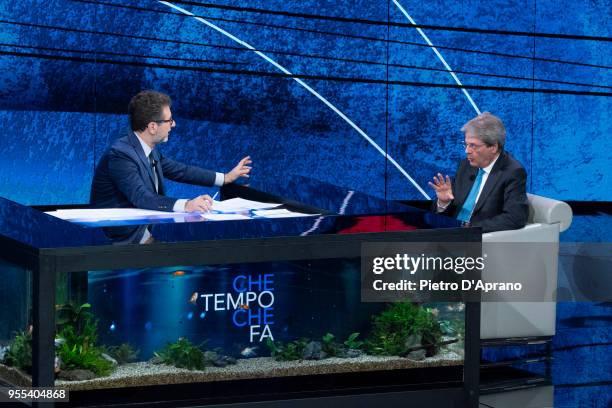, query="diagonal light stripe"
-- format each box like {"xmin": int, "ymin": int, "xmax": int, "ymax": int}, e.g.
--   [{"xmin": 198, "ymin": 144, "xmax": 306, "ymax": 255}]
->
[
  {"xmin": 392, "ymin": 0, "xmax": 481, "ymax": 114},
  {"xmin": 158, "ymin": 1, "xmax": 431, "ymax": 199},
  {"xmin": 338, "ymin": 190, "xmax": 355, "ymax": 215},
  {"xmin": 301, "ymin": 190, "xmax": 354, "ymax": 236}
]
